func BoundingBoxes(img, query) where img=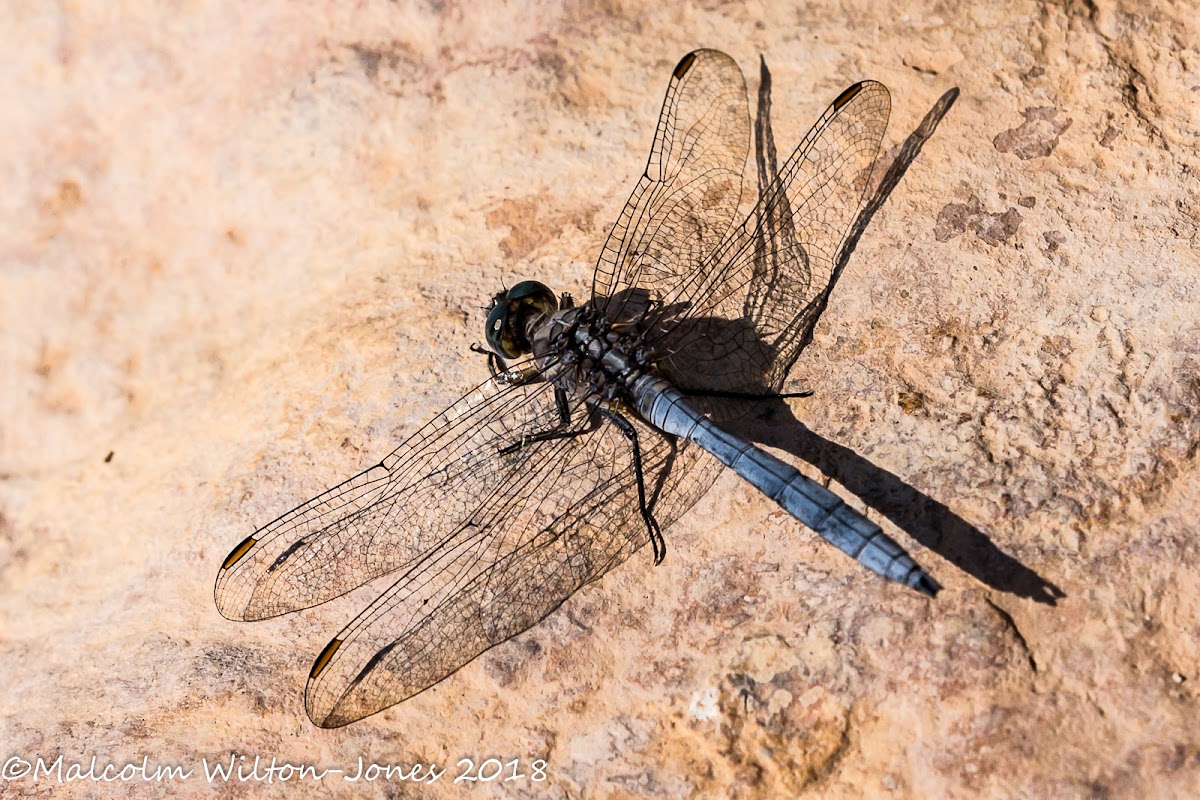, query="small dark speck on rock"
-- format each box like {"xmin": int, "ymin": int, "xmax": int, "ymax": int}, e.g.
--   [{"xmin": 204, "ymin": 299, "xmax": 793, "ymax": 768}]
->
[
  {"xmin": 898, "ymin": 392, "xmax": 925, "ymax": 414},
  {"xmin": 934, "ymin": 195, "xmax": 1023, "ymax": 246},
  {"xmin": 1043, "ymin": 230, "xmax": 1067, "ymax": 253},
  {"xmin": 994, "ymin": 107, "xmax": 1072, "ymax": 160}
]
